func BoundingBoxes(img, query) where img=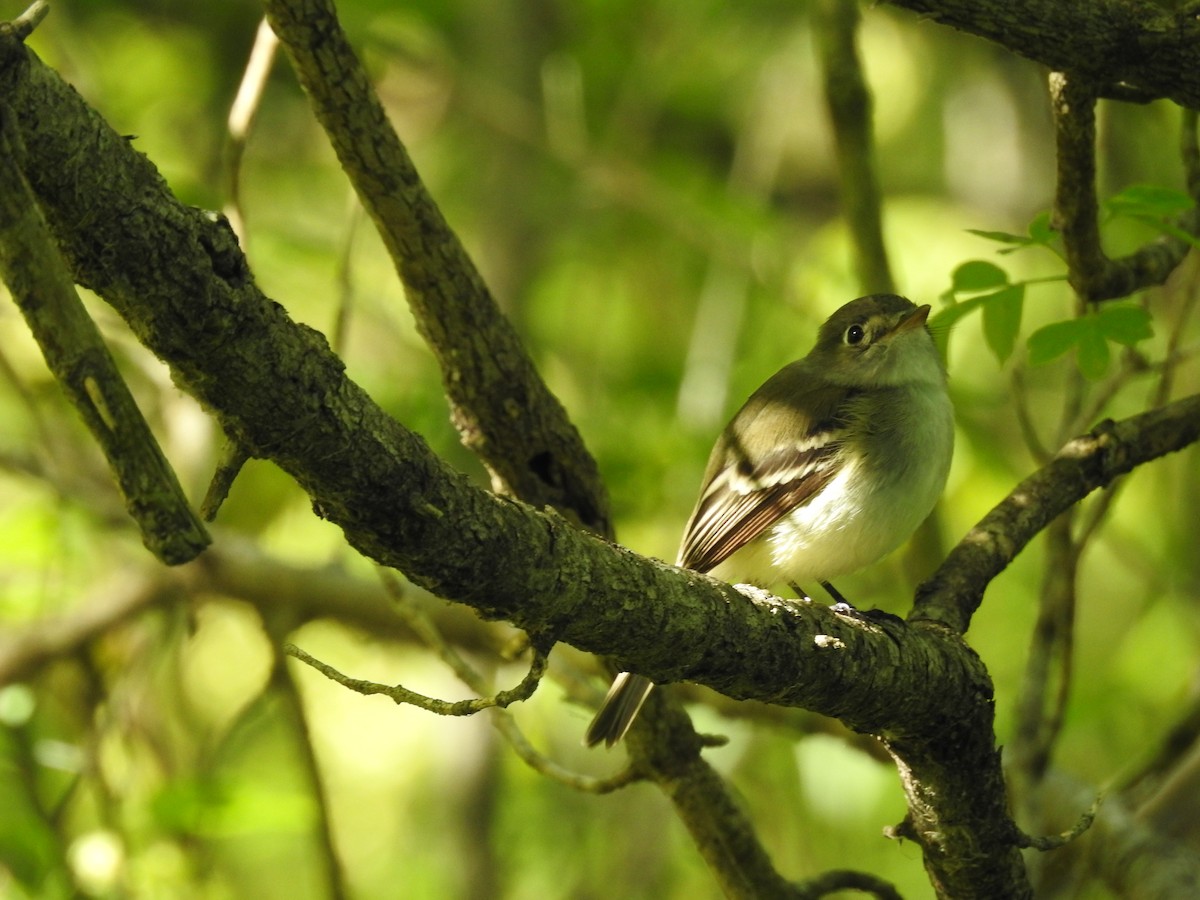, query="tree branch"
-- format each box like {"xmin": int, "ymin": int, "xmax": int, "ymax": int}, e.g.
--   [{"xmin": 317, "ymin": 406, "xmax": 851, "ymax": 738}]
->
[
  {"xmin": 814, "ymin": 0, "xmax": 894, "ymax": 295},
  {"xmin": 881, "ymin": 0, "xmax": 1200, "ymax": 110},
  {"xmin": 0, "ymin": 105, "xmax": 209, "ymax": 565},
  {"xmin": 1049, "ymin": 70, "xmax": 1195, "ymax": 303},
  {"xmin": 912, "ymin": 393, "xmax": 1200, "ymax": 633},
  {"xmin": 259, "ymin": 0, "xmax": 610, "ymax": 535}
]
